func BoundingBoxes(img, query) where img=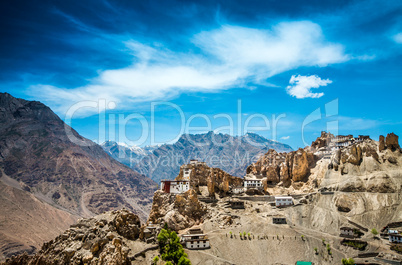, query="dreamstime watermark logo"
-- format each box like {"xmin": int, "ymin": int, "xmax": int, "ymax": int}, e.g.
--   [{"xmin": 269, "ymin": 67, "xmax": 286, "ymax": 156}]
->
[{"xmin": 63, "ymin": 98, "xmax": 339, "ymax": 170}]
